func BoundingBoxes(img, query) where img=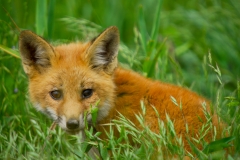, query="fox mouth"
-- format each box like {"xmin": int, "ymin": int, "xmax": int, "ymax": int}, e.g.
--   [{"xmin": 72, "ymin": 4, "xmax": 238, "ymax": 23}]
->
[
  {"xmin": 65, "ymin": 128, "xmax": 82, "ymax": 134},
  {"xmin": 53, "ymin": 117, "xmax": 83, "ymax": 134},
  {"xmin": 50, "ymin": 112, "xmax": 94, "ymax": 134}
]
